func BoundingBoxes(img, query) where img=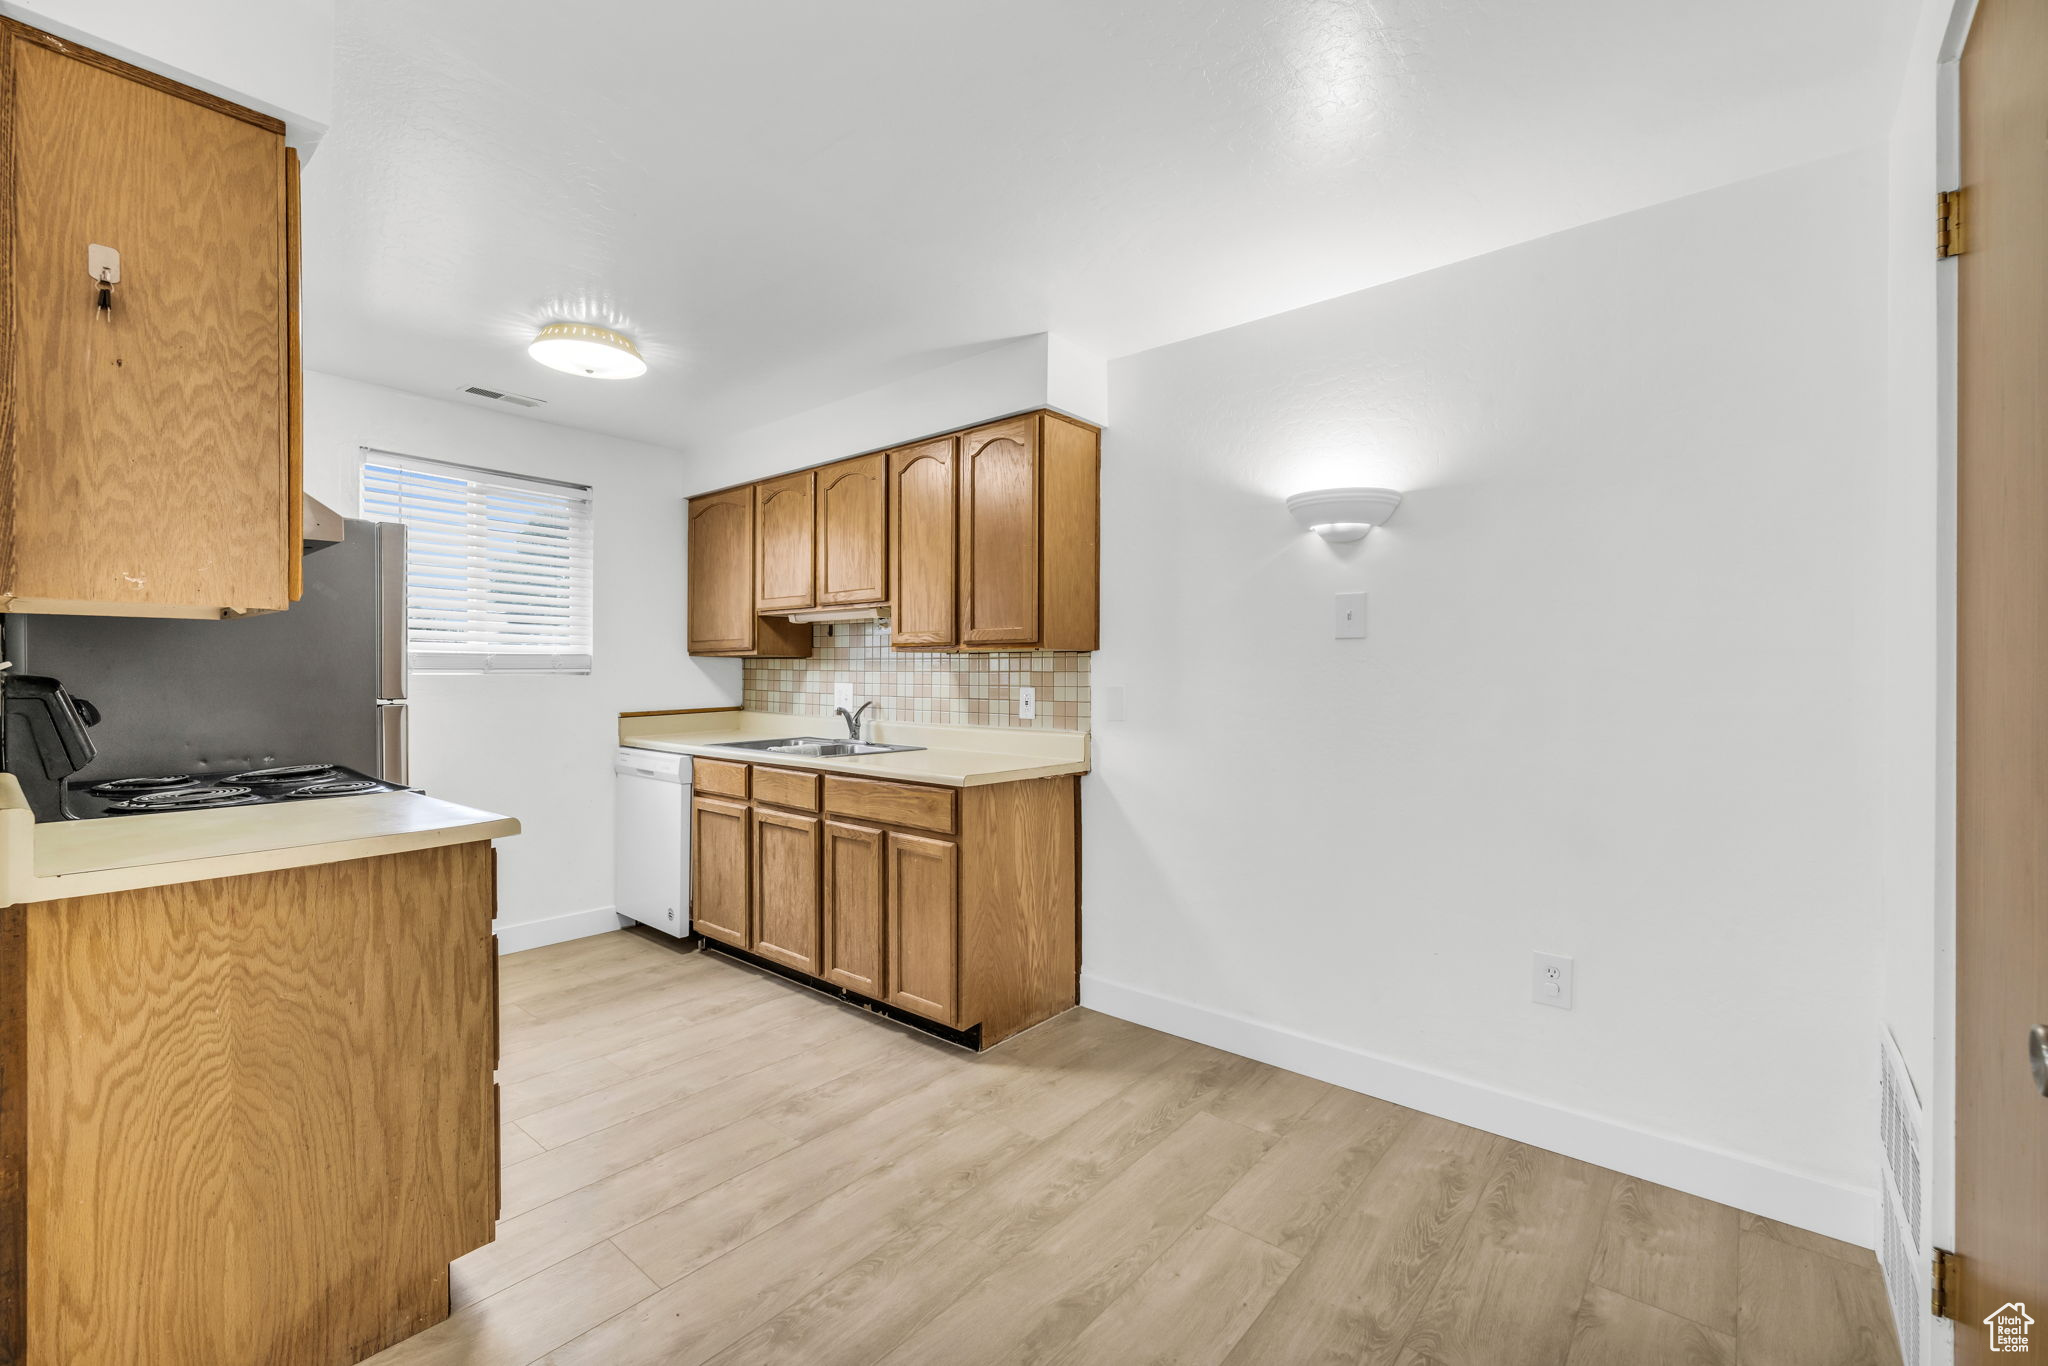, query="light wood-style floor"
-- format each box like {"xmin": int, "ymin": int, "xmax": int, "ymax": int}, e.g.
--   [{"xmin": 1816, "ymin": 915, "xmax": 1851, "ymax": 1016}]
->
[{"xmin": 364, "ymin": 930, "xmax": 1904, "ymax": 1366}]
